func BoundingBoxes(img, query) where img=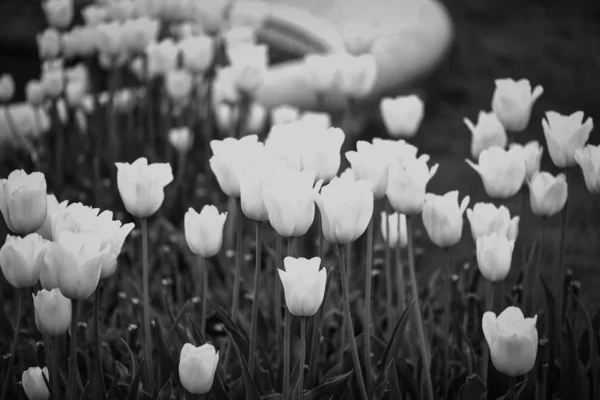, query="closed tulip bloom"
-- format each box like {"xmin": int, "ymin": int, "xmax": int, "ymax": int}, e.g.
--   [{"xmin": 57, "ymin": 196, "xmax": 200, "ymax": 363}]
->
[
  {"xmin": 180, "ymin": 35, "xmax": 214, "ymax": 73},
  {"xmin": 146, "ymin": 39, "xmax": 178, "ymax": 78},
  {"xmin": 81, "ymin": 4, "xmax": 107, "ymax": 26},
  {"xmin": 37, "ymin": 28, "xmax": 61, "ymax": 60},
  {"xmin": 0, "ymin": 74, "xmax": 15, "ymax": 103},
  {"xmin": 298, "ymin": 112, "xmax": 332, "ymax": 130},
  {"xmin": 184, "ymin": 205, "xmax": 227, "ymax": 257},
  {"xmin": 26, "ymin": 80, "xmax": 45, "ymax": 106},
  {"xmin": 422, "ymin": 191, "xmax": 470, "ymax": 248},
  {"xmin": 0, "ymin": 170, "xmax": 48, "ymax": 235},
  {"xmin": 338, "ymin": 53, "xmax": 378, "ymax": 98},
  {"xmin": 169, "ymin": 127, "xmax": 193, "ymax": 153},
  {"xmin": 209, "ymin": 135, "xmax": 262, "ymax": 197},
  {"xmin": 65, "ymin": 81, "xmax": 87, "ymax": 108},
  {"xmin": 179, "ymin": 343, "xmax": 219, "ymax": 394},
  {"xmin": 121, "ymin": 17, "xmax": 160, "ymax": 55},
  {"xmin": 41, "ymin": 64, "xmax": 64, "ymax": 98},
  {"xmin": 271, "ymin": 105, "xmax": 300, "ymax": 126},
  {"xmin": 465, "ymin": 111, "xmax": 507, "ymax": 160},
  {"xmin": 542, "ymin": 111, "xmax": 593, "ymax": 168},
  {"xmin": 33, "ymin": 288, "xmax": 71, "ymax": 336},
  {"xmin": 303, "ymin": 54, "xmax": 344, "ymax": 94},
  {"xmin": 0, "ymin": 234, "xmax": 48, "ymax": 288},
  {"xmin": 575, "ymin": 144, "xmax": 600, "ymax": 194},
  {"xmin": 42, "ymin": 0, "xmax": 74, "ymax": 29},
  {"xmin": 316, "ymin": 177, "xmax": 373, "ymax": 244},
  {"xmin": 380, "ymin": 211, "xmax": 407, "ymax": 248},
  {"xmin": 238, "ymin": 154, "xmax": 271, "ymax": 222},
  {"xmin": 491, "ymin": 78, "xmax": 543, "ymax": 132},
  {"xmin": 528, "ymin": 171, "xmax": 568, "ymax": 217},
  {"xmin": 22, "ymin": 367, "xmax": 49, "ymax": 400},
  {"xmin": 482, "ymin": 307, "xmax": 538, "ymax": 376},
  {"xmin": 212, "ymin": 66, "xmax": 240, "ymax": 104},
  {"xmin": 346, "ymin": 141, "xmax": 390, "ymax": 199},
  {"xmin": 466, "ymin": 203, "xmax": 519, "ymax": 242},
  {"xmin": 279, "ymin": 257, "xmax": 327, "ymax": 316},
  {"xmin": 387, "ymin": 155, "xmax": 438, "ymax": 215},
  {"xmin": 476, "ymin": 233, "xmax": 515, "ymax": 282},
  {"xmin": 301, "ymin": 127, "xmax": 346, "ymax": 183},
  {"xmin": 466, "ymin": 147, "xmax": 526, "ymax": 198},
  {"xmin": 116, "ymin": 157, "xmax": 173, "ymax": 218},
  {"xmin": 228, "ymin": 43, "xmax": 269, "ymax": 96},
  {"xmin": 165, "ymin": 69, "xmax": 193, "ymax": 103},
  {"xmin": 36, "ymin": 194, "xmax": 62, "ymax": 240},
  {"xmin": 509, "ymin": 141, "xmax": 543, "ymax": 181},
  {"xmin": 246, "ymin": 103, "xmax": 267, "ymax": 135},
  {"xmin": 380, "ymin": 95, "xmax": 425, "ymax": 138}
]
